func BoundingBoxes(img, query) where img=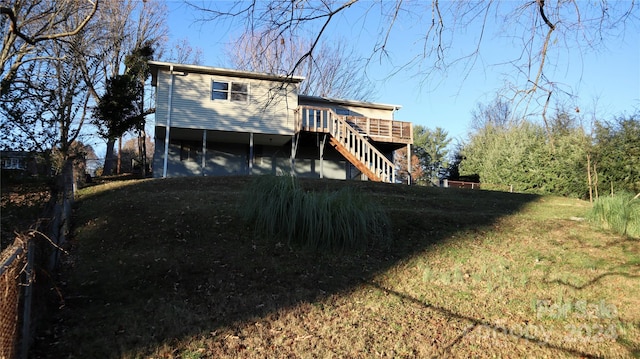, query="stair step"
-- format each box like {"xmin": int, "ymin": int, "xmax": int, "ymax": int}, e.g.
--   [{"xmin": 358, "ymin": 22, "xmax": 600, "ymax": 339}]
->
[{"xmin": 328, "ymin": 137, "xmax": 381, "ymax": 182}]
